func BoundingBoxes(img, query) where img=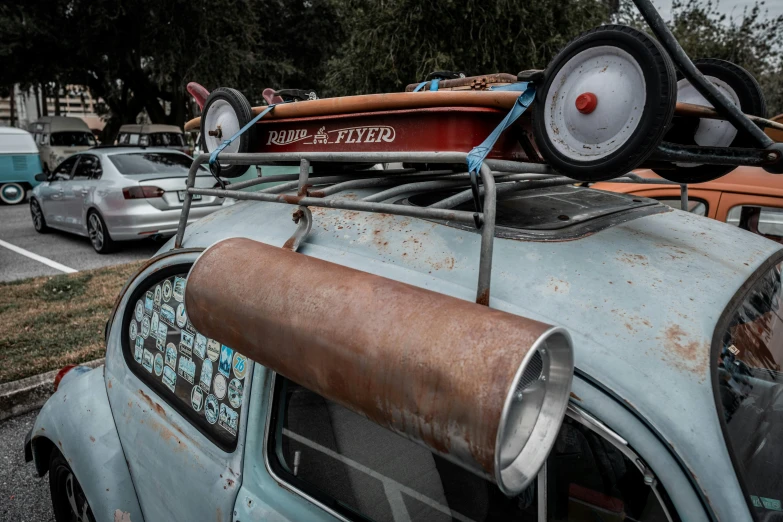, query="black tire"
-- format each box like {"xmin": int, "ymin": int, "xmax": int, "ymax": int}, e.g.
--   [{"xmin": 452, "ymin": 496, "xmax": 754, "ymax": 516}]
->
[
  {"xmin": 30, "ymin": 198, "xmax": 50, "ymax": 233},
  {"xmin": 49, "ymin": 448, "xmax": 96, "ymax": 522},
  {"xmin": 87, "ymin": 210, "xmax": 116, "ymax": 254},
  {"xmin": 531, "ymin": 25, "xmax": 677, "ymax": 182},
  {"xmin": 653, "ymin": 59, "xmax": 767, "ymax": 183},
  {"xmin": 199, "ymin": 87, "xmax": 254, "ymax": 178}
]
